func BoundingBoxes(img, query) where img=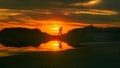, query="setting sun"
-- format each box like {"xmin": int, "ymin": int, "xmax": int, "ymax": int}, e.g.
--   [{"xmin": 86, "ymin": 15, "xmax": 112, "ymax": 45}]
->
[
  {"xmin": 37, "ymin": 20, "xmax": 86, "ymax": 35},
  {"xmin": 47, "ymin": 20, "xmax": 63, "ymax": 35},
  {"xmin": 52, "ymin": 26, "xmax": 59, "ymax": 31}
]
